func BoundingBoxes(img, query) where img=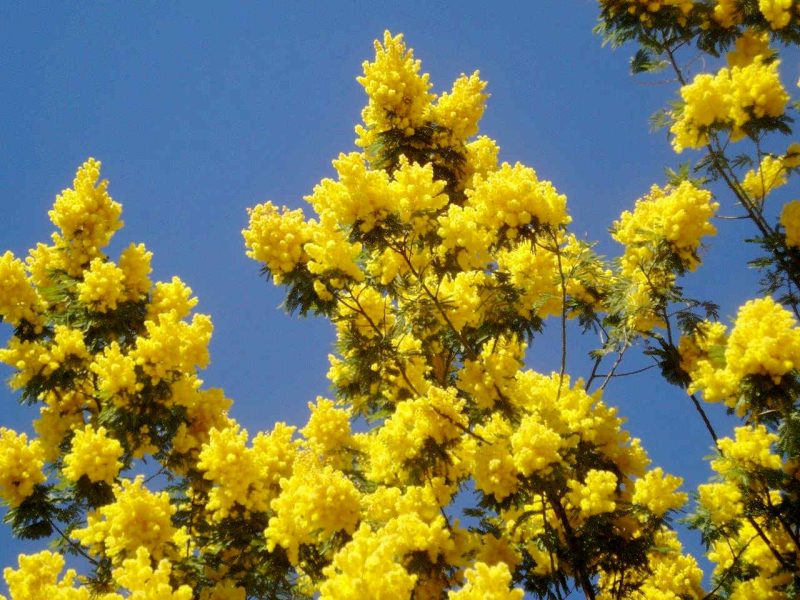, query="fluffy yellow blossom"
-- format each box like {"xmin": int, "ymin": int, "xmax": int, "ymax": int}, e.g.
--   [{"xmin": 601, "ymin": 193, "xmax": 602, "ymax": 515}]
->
[
  {"xmin": 25, "ymin": 242, "xmax": 64, "ymax": 289},
  {"xmin": 0, "ymin": 325, "xmax": 90, "ymax": 389},
  {"xmin": 243, "ymin": 201, "xmax": 312, "ymax": 282},
  {"xmin": 687, "ymin": 300, "xmax": 800, "ymax": 410},
  {"xmin": 169, "ymin": 377, "xmax": 233, "ymax": 455},
  {"xmin": 473, "ymin": 534, "xmax": 522, "ymax": 573},
  {"xmin": 780, "ymin": 200, "xmax": 800, "ymax": 247},
  {"xmin": 437, "ymin": 204, "xmax": 494, "ymax": 270},
  {"xmin": 726, "ymin": 296, "xmax": 800, "ymax": 383},
  {"xmin": 613, "ymin": 437, "xmax": 652, "ymax": 482},
  {"xmin": 613, "ymin": 181, "xmax": 718, "ymax": 274},
  {"xmin": 431, "ymin": 72, "xmax": 489, "ymax": 145},
  {"xmin": 198, "ymin": 423, "xmax": 299, "ymax": 520},
  {"xmin": 62, "ymin": 425, "xmax": 123, "ymax": 484},
  {"xmin": 459, "ymin": 414, "xmax": 518, "ymax": 501},
  {"xmin": 707, "ymin": 520, "xmax": 793, "ymax": 596},
  {"xmin": 462, "ymin": 135, "xmax": 500, "ymax": 189},
  {"xmin": 251, "ymin": 423, "xmax": 301, "ymax": 489},
  {"xmin": 741, "ymin": 154, "xmax": 787, "ymax": 201},
  {"xmin": 671, "ymin": 72, "xmax": 731, "ymax": 151},
  {"xmin": 634, "ymin": 530, "xmax": 705, "ymax": 600},
  {"xmin": 671, "ymin": 60, "xmax": 788, "ymax": 151},
  {"xmin": 728, "ymin": 59, "xmax": 789, "ymax": 129},
  {"xmin": 599, "ymin": 0, "xmax": 694, "ymax": 27},
  {"xmin": 783, "ymin": 141, "xmax": 800, "ymax": 168},
  {"xmin": 679, "ymin": 321, "xmax": 739, "ymax": 404},
  {"xmin": 366, "ymin": 387, "xmax": 466, "ymax": 483},
  {"xmin": 356, "ymin": 31, "xmax": 434, "ymax": 137},
  {"xmin": 34, "ymin": 393, "xmax": 85, "ymax": 462},
  {"xmin": 0, "ymin": 251, "xmax": 44, "ymax": 327},
  {"xmin": 436, "ymin": 271, "xmax": 488, "ymax": 331},
  {"xmin": 2, "ymin": 550, "xmax": 105, "ymax": 600},
  {"xmin": 497, "ymin": 240, "xmax": 563, "ymax": 319},
  {"xmin": 304, "ymin": 219, "xmax": 365, "ymax": 289},
  {"xmin": 49, "ymin": 159, "xmax": 123, "ymax": 273},
  {"xmin": 72, "ymin": 476, "xmax": 177, "ymax": 562},
  {"xmin": 468, "ymin": 162, "xmax": 570, "ymax": 234},
  {"xmin": 632, "ymin": 467, "xmax": 687, "ymax": 516},
  {"xmin": 337, "ymin": 285, "xmax": 395, "ymax": 339},
  {"xmin": 90, "ymin": 341, "xmax": 139, "ymax": 399},
  {"xmin": 132, "ymin": 312, "xmax": 213, "ymax": 383},
  {"xmin": 77, "ymin": 258, "xmax": 126, "ymax": 312},
  {"xmin": 512, "ymin": 372, "xmax": 648, "ymax": 480},
  {"xmin": 387, "ymin": 157, "xmax": 449, "ymax": 232},
  {"xmin": 364, "ymin": 478, "xmax": 454, "ymax": 525},
  {"xmin": 321, "ymin": 514, "xmax": 457, "ymax": 599},
  {"xmin": 318, "ymin": 521, "xmax": 418, "ymax": 599},
  {"xmin": 713, "ymin": 0, "xmax": 742, "ymax": 27},
  {"xmin": 367, "ymin": 246, "xmax": 408, "ymax": 285},
  {"xmin": 198, "ymin": 581, "xmax": 246, "ymax": 600},
  {"xmin": 713, "ymin": 424, "xmax": 783, "ymax": 473},
  {"xmin": 759, "ymin": 0, "xmax": 794, "ymax": 29},
  {"xmin": 118, "ymin": 242, "xmax": 152, "ymax": 300},
  {"xmin": 727, "ymin": 29, "xmax": 773, "ymax": 67},
  {"xmin": 510, "ymin": 416, "xmax": 564, "ymax": 476},
  {"xmin": 113, "ymin": 547, "xmax": 192, "ymax": 600},
  {"xmin": 301, "ymin": 397, "xmax": 352, "ymax": 459},
  {"xmin": 147, "ymin": 276, "xmax": 198, "ymax": 321},
  {"xmin": 728, "ymin": 575, "xmax": 790, "ymax": 600},
  {"xmin": 266, "ymin": 456, "xmax": 361, "ymax": 564},
  {"xmin": 306, "ymin": 152, "xmax": 393, "ymax": 232},
  {"xmin": 697, "ymin": 481, "xmax": 743, "ymax": 523},
  {"xmin": 448, "ymin": 562, "xmax": 523, "ymax": 600},
  {"xmin": 51, "ymin": 325, "xmax": 89, "ymax": 364},
  {"xmin": 458, "ymin": 336, "xmax": 525, "ymax": 409},
  {"xmin": 567, "ymin": 469, "xmax": 618, "ymax": 517},
  {"xmin": 0, "ymin": 428, "xmax": 46, "ymax": 507}
]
